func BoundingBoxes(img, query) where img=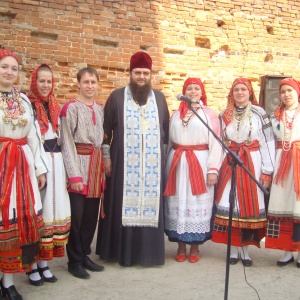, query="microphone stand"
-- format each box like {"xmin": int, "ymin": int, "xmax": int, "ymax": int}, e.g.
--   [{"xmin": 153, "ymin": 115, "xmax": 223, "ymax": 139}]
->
[{"xmin": 187, "ymin": 101, "xmax": 269, "ymax": 300}]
